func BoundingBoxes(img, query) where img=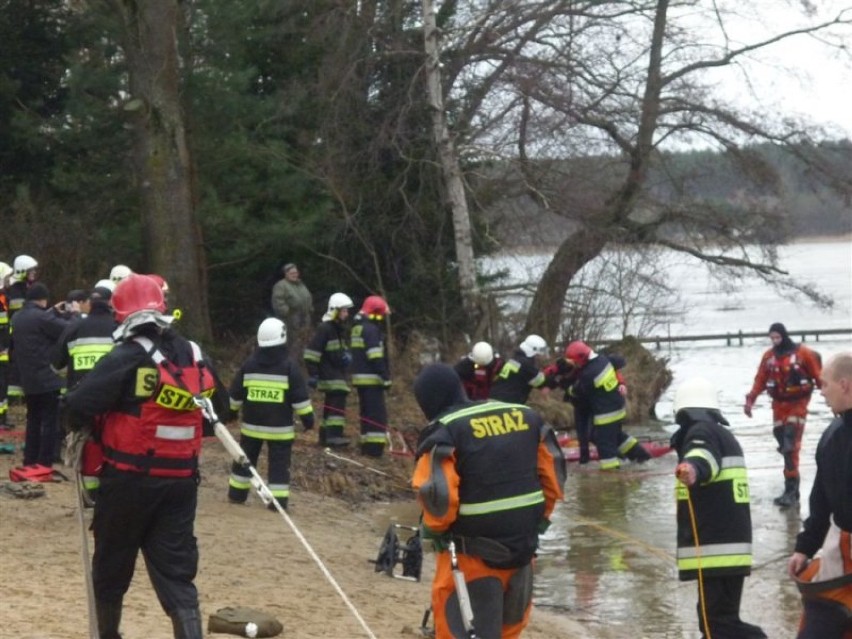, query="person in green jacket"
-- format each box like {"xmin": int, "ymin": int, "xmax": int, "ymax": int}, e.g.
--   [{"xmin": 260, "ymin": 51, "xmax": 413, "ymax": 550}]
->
[{"xmin": 270, "ymin": 263, "xmax": 313, "ymax": 362}]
